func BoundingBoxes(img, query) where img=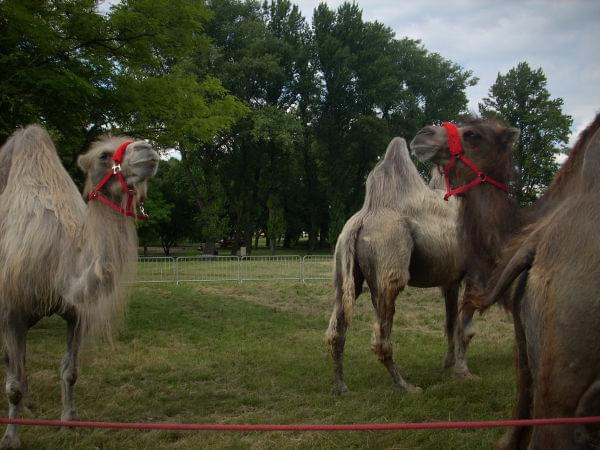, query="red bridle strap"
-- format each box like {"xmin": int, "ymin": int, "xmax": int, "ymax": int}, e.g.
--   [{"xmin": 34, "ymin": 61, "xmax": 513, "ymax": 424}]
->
[
  {"xmin": 441, "ymin": 122, "xmax": 508, "ymax": 201},
  {"xmin": 87, "ymin": 140, "xmax": 148, "ymax": 220}
]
